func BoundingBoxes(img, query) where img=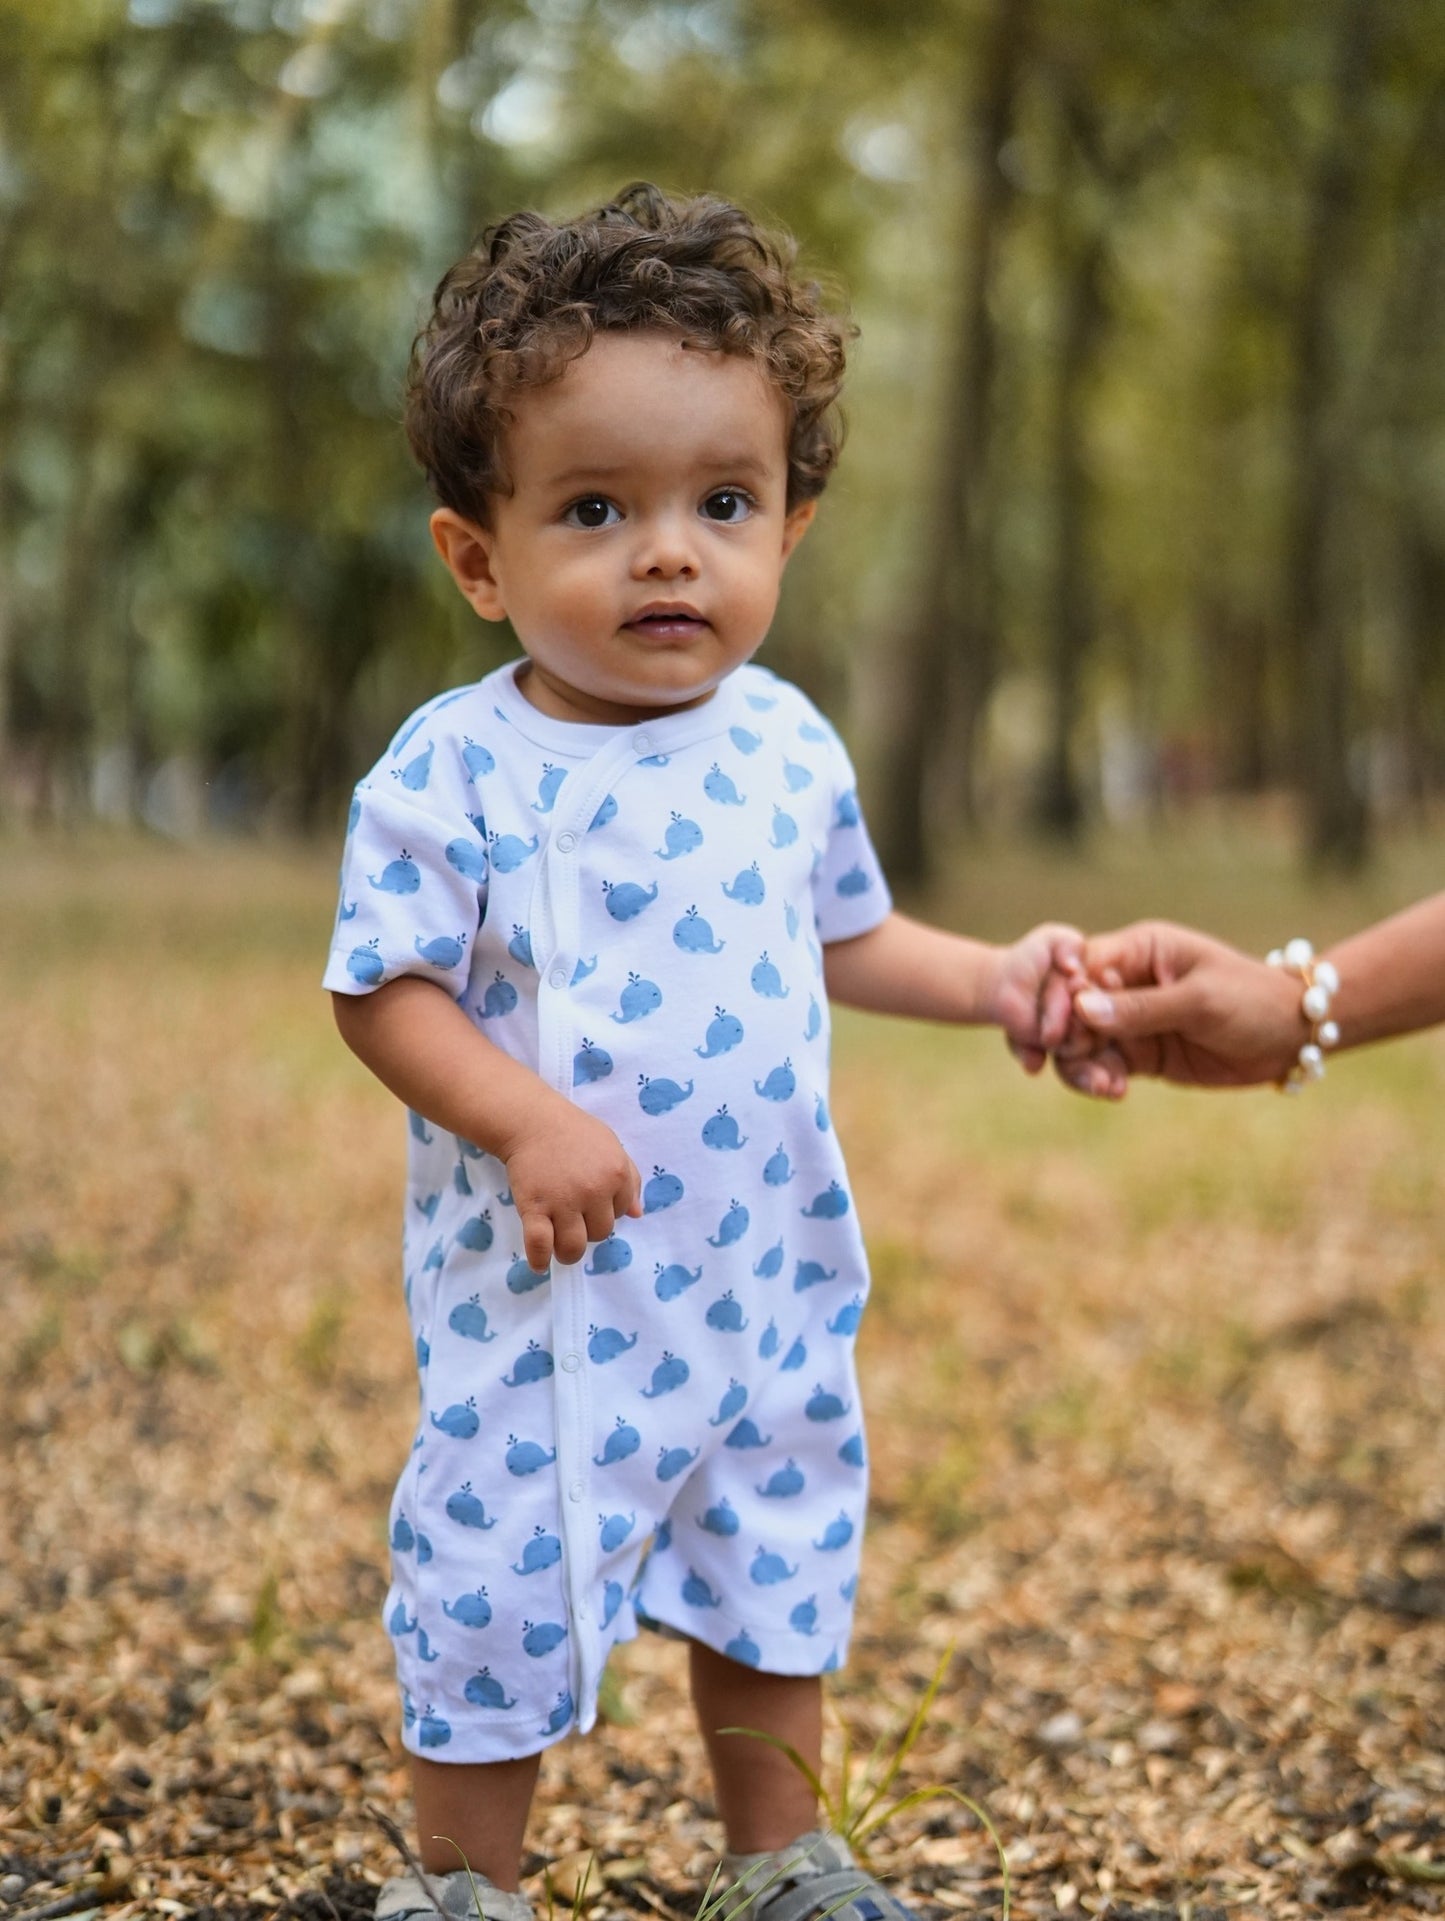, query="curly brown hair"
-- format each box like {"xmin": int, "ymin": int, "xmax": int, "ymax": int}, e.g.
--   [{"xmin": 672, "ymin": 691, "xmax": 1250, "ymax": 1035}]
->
[{"xmin": 404, "ymin": 182, "xmax": 851, "ymax": 522}]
